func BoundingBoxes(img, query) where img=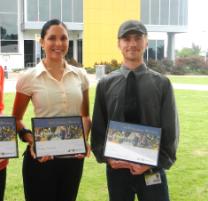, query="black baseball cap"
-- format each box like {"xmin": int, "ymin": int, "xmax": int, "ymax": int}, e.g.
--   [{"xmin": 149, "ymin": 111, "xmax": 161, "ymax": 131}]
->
[{"xmin": 118, "ymin": 20, "xmax": 147, "ymax": 38}]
